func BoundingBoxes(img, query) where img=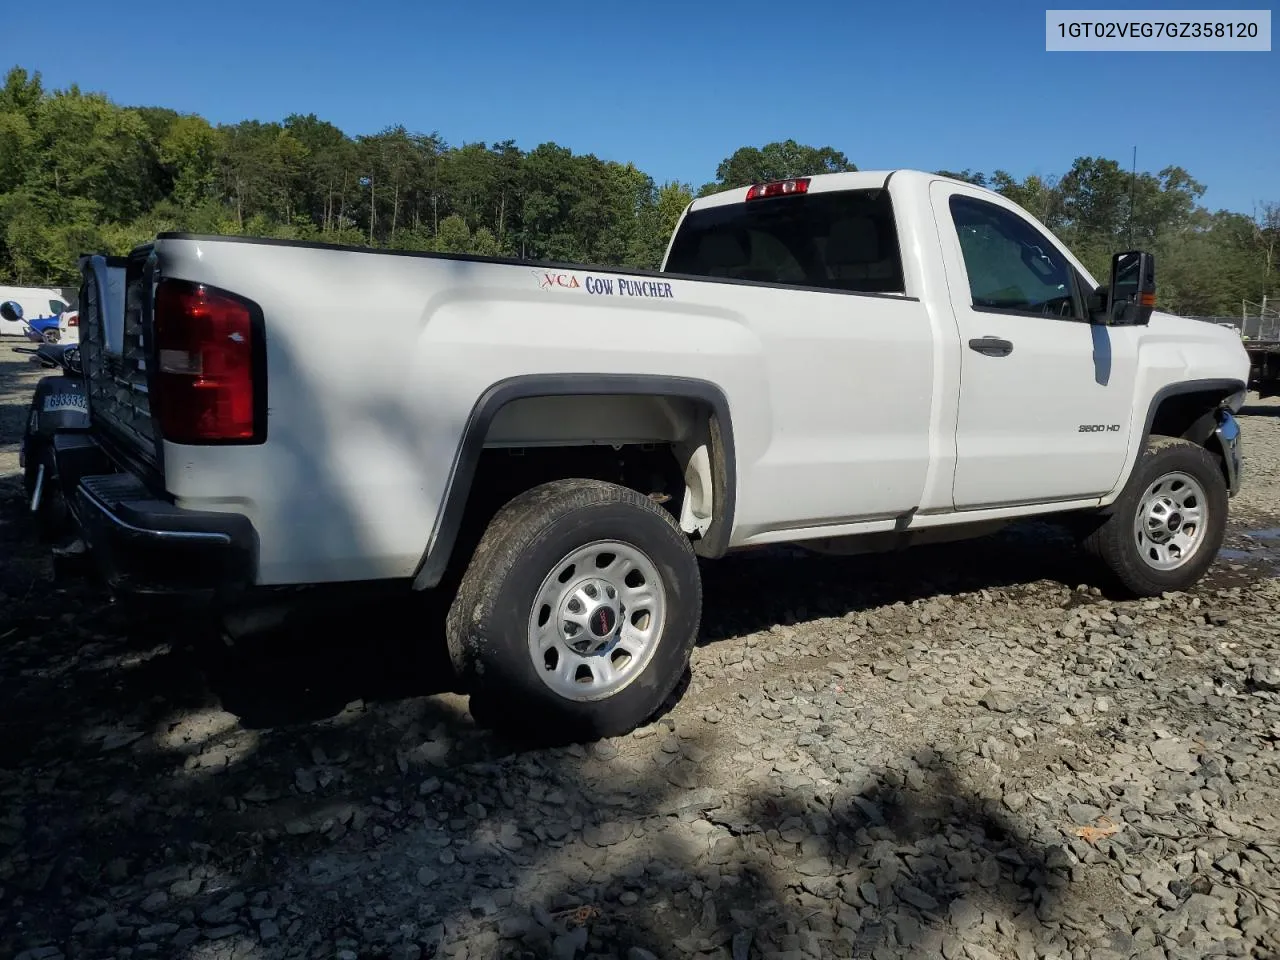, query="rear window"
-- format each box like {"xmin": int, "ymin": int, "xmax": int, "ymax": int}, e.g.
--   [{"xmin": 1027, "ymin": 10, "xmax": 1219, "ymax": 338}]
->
[{"xmin": 664, "ymin": 188, "xmax": 905, "ymax": 295}]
